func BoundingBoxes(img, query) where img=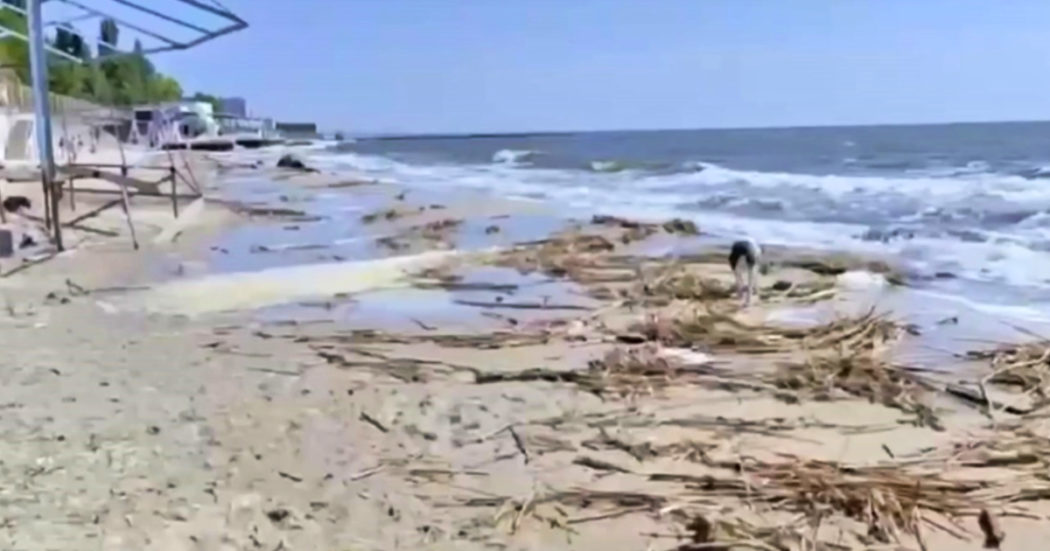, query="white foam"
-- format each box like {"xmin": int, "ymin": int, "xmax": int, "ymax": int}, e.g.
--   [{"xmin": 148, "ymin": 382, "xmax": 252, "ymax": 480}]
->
[
  {"xmin": 911, "ymin": 288, "xmax": 1050, "ymax": 324},
  {"xmin": 590, "ymin": 160, "xmax": 627, "ymax": 173},
  {"xmin": 307, "ymin": 150, "xmax": 1050, "ymax": 291},
  {"xmin": 492, "ymin": 149, "xmax": 537, "ymax": 165}
]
